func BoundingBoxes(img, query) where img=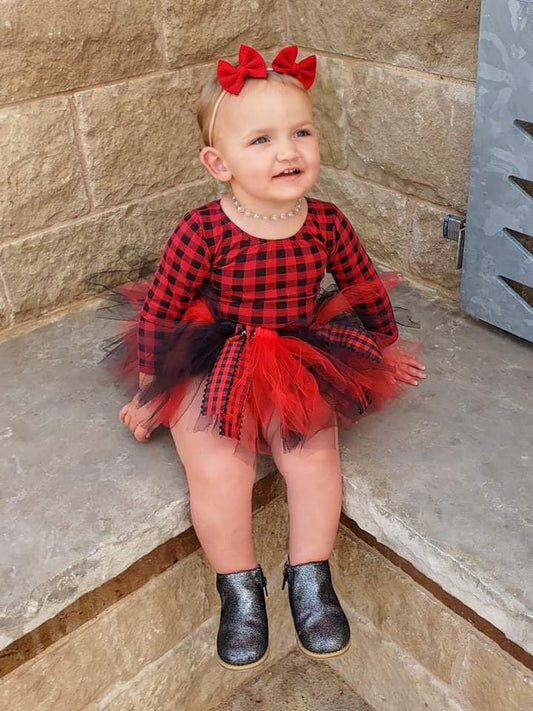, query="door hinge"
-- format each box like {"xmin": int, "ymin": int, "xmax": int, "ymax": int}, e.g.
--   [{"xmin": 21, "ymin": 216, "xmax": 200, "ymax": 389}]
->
[{"xmin": 443, "ymin": 215, "xmax": 466, "ymax": 269}]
